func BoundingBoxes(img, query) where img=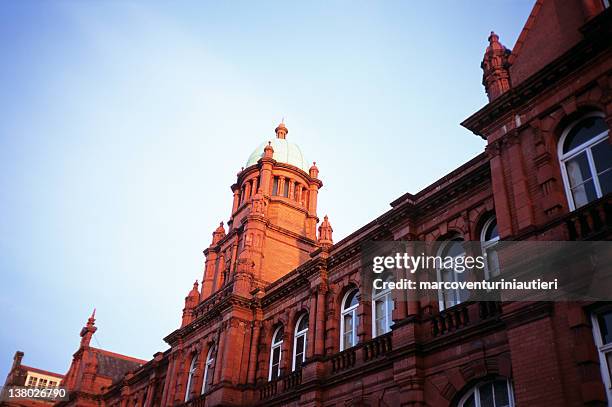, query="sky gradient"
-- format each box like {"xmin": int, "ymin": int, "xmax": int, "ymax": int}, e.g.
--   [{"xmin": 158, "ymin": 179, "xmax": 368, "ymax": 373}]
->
[{"xmin": 0, "ymin": 1, "xmax": 534, "ymax": 380}]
